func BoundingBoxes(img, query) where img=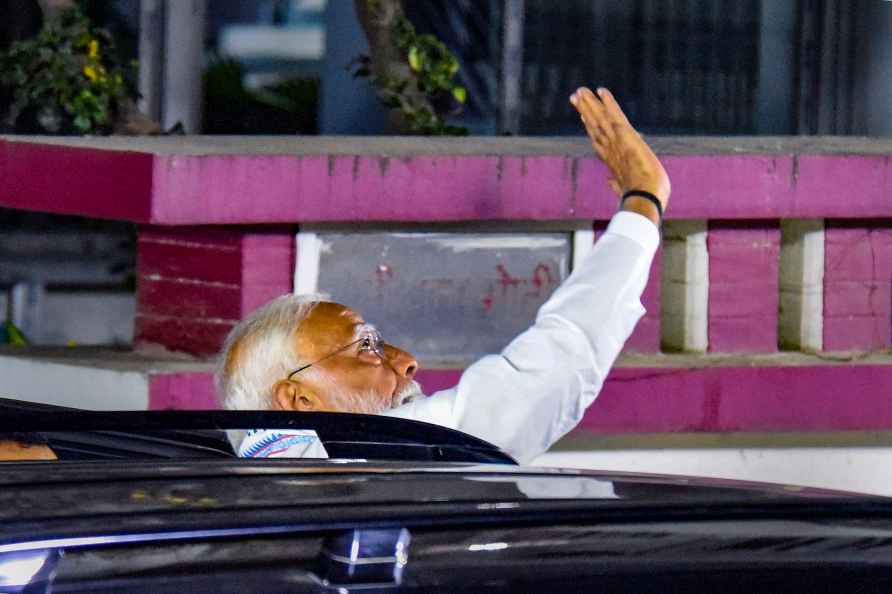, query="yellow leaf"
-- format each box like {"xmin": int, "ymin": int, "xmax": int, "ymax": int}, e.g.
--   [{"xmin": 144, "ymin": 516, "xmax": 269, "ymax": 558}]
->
[
  {"xmin": 452, "ymin": 86, "xmax": 467, "ymax": 104},
  {"xmin": 88, "ymin": 39, "xmax": 99, "ymax": 58}
]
